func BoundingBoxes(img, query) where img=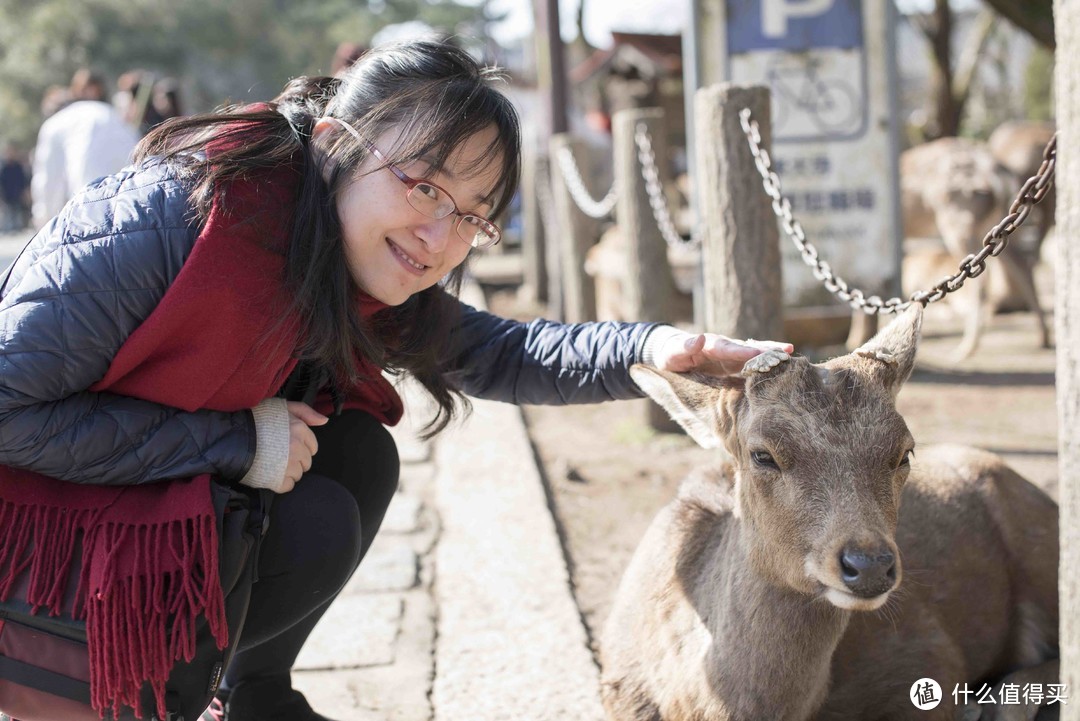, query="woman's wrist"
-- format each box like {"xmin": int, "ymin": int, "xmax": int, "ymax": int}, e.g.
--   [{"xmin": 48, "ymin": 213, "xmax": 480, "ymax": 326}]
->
[
  {"xmin": 640, "ymin": 324, "xmax": 685, "ymax": 367},
  {"xmin": 239, "ymin": 398, "xmax": 291, "ymax": 491}
]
